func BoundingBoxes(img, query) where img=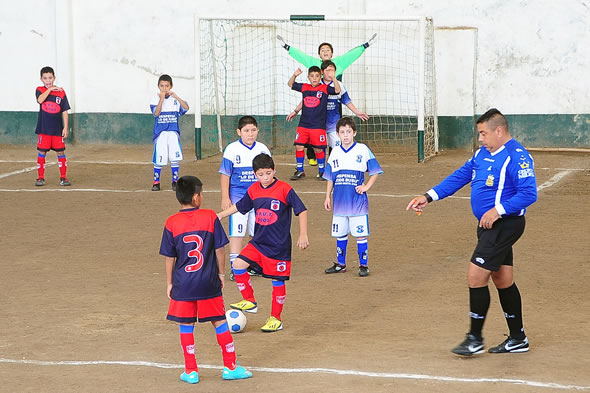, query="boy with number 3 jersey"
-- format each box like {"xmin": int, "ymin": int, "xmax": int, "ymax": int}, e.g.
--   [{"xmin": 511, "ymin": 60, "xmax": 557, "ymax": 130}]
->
[
  {"xmin": 323, "ymin": 117, "xmax": 383, "ymax": 277},
  {"xmin": 159, "ymin": 176, "xmax": 252, "ymax": 384}
]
